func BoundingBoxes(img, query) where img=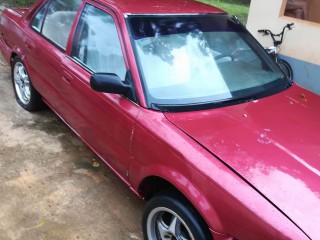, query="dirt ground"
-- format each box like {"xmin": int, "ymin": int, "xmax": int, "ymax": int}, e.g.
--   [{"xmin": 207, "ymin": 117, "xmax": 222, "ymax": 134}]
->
[{"xmin": 0, "ymin": 37, "xmax": 144, "ymax": 240}]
